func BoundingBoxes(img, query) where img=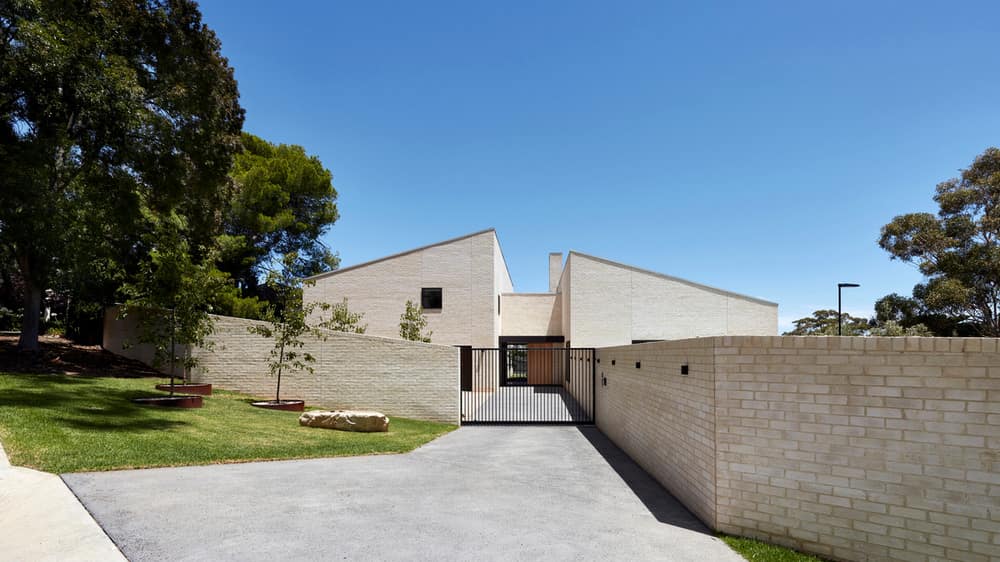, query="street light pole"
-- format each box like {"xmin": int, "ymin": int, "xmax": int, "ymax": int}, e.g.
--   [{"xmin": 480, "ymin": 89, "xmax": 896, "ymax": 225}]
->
[{"xmin": 838, "ymin": 283, "xmax": 860, "ymax": 335}]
